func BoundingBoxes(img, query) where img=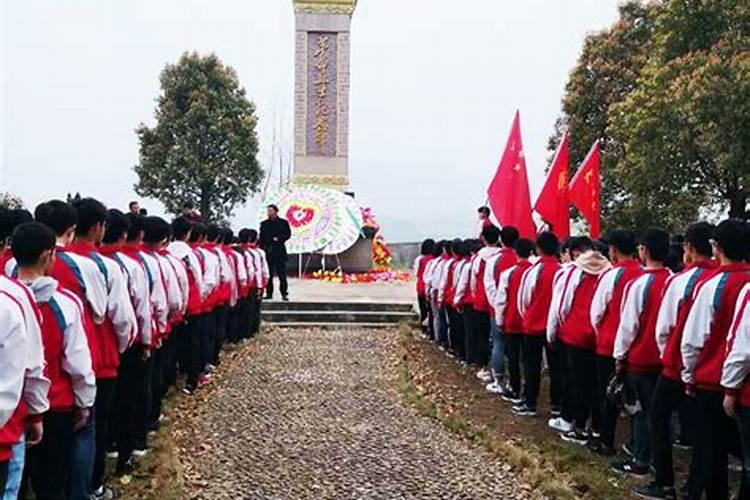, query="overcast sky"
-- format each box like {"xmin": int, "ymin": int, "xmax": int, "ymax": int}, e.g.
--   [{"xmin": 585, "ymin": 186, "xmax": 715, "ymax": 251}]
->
[{"xmin": 1, "ymin": 0, "xmax": 622, "ymax": 242}]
